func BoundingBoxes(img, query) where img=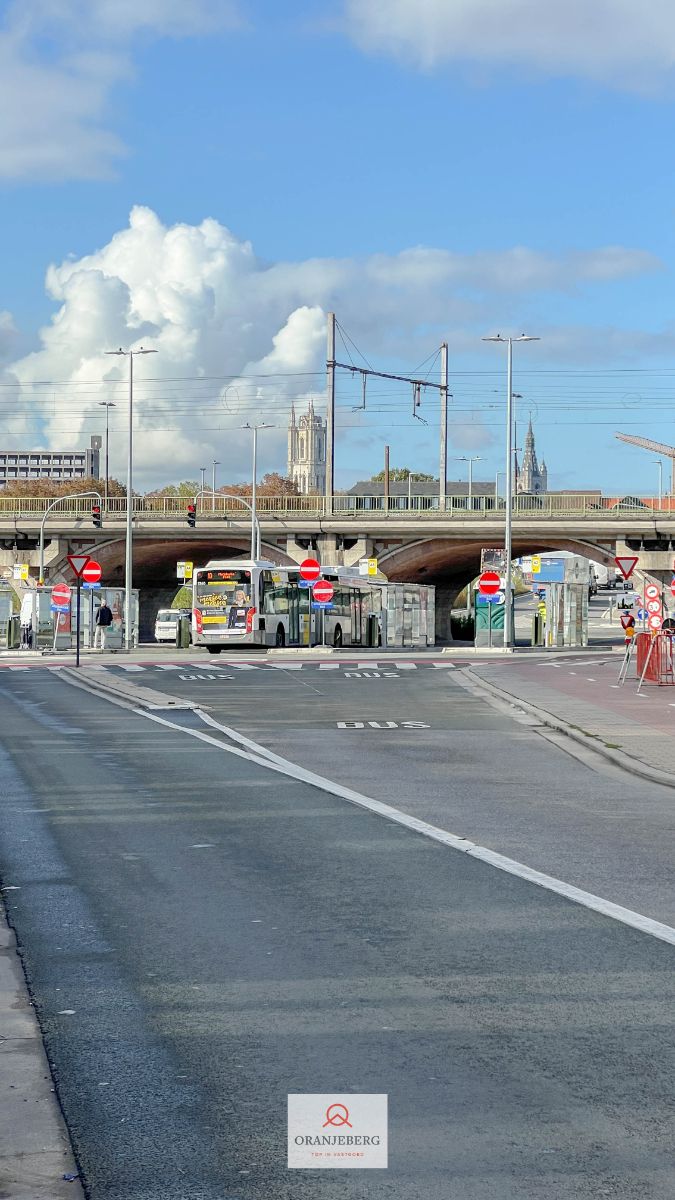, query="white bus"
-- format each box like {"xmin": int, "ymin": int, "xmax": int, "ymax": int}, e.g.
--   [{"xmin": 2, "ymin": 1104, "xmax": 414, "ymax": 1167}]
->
[{"xmin": 191, "ymin": 559, "xmax": 434, "ymax": 652}]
